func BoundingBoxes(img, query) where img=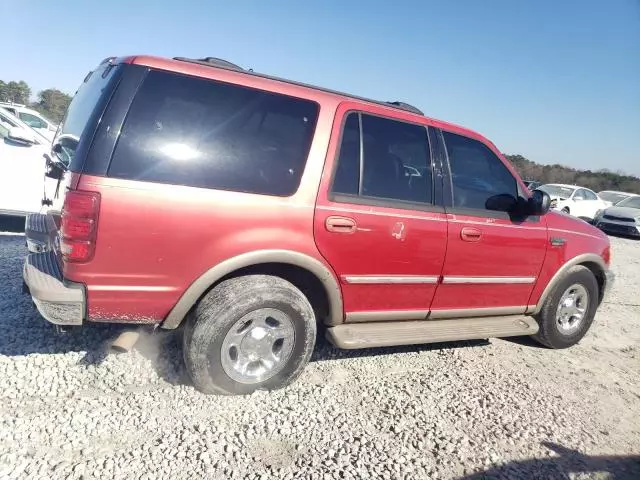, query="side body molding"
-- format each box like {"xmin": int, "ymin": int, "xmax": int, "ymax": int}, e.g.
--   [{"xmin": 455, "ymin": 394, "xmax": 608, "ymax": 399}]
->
[
  {"xmin": 161, "ymin": 250, "xmax": 344, "ymax": 329},
  {"xmin": 528, "ymin": 253, "xmax": 606, "ymax": 315}
]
